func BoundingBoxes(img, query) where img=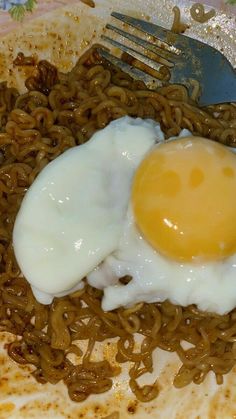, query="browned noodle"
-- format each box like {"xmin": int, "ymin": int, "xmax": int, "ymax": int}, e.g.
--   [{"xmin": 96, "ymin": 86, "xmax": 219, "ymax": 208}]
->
[
  {"xmin": 190, "ymin": 3, "xmax": 216, "ymax": 23},
  {"xmin": 0, "ymin": 46, "xmax": 235, "ymax": 403},
  {"xmin": 102, "ymin": 412, "xmax": 120, "ymax": 419},
  {"xmin": 171, "ymin": 6, "xmax": 189, "ymax": 34},
  {"xmin": 80, "ymin": 0, "xmax": 95, "ymax": 7}
]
